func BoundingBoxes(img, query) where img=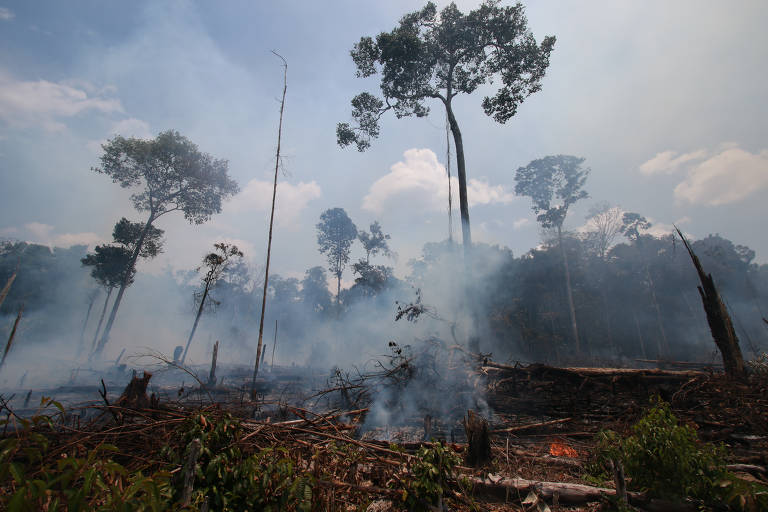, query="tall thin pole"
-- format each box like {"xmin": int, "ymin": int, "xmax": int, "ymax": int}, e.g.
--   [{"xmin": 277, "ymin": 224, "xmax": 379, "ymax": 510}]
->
[{"xmin": 252, "ymin": 52, "xmax": 287, "ymax": 392}]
